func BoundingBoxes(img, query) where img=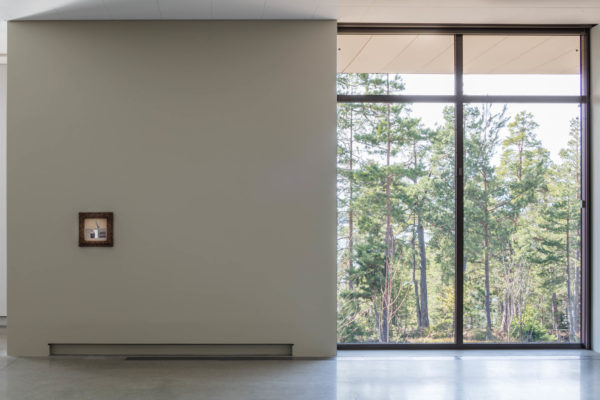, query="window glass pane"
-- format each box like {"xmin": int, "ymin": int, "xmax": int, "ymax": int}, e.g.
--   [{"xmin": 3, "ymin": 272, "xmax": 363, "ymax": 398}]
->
[
  {"xmin": 463, "ymin": 103, "xmax": 582, "ymax": 343},
  {"xmin": 337, "ymin": 34, "xmax": 454, "ymax": 95},
  {"xmin": 463, "ymin": 35, "xmax": 581, "ymax": 95},
  {"xmin": 337, "ymin": 98, "xmax": 455, "ymax": 344}
]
